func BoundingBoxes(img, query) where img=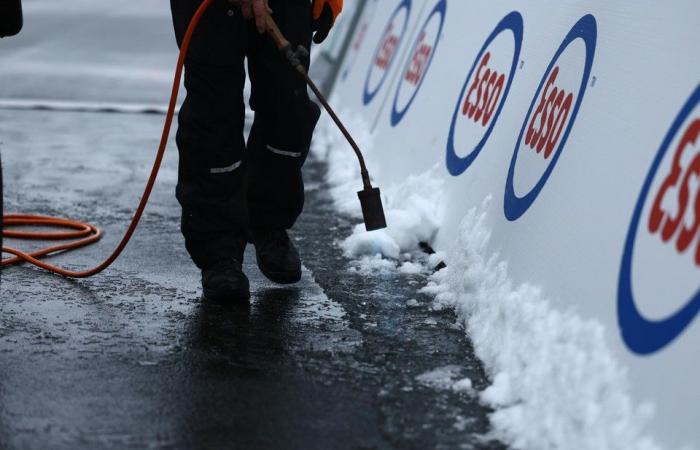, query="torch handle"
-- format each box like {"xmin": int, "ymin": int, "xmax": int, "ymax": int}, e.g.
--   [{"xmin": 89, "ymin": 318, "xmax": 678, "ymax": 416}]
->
[
  {"xmin": 265, "ymin": 14, "xmax": 289, "ymax": 51},
  {"xmin": 264, "ymin": 13, "xmax": 373, "ymax": 190}
]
